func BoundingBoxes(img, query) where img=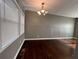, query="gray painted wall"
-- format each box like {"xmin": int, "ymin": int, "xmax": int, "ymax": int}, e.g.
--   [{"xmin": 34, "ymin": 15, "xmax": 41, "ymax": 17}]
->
[
  {"xmin": 25, "ymin": 10, "xmax": 75, "ymax": 38},
  {"xmin": 0, "ymin": 34, "xmax": 24, "ymax": 59}
]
